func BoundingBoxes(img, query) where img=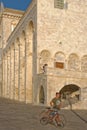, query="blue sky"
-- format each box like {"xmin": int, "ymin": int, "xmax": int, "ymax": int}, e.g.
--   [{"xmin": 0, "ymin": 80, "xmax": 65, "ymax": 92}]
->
[{"xmin": 0, "ymin": 0, "xmax": 31, "ymax": 10}]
